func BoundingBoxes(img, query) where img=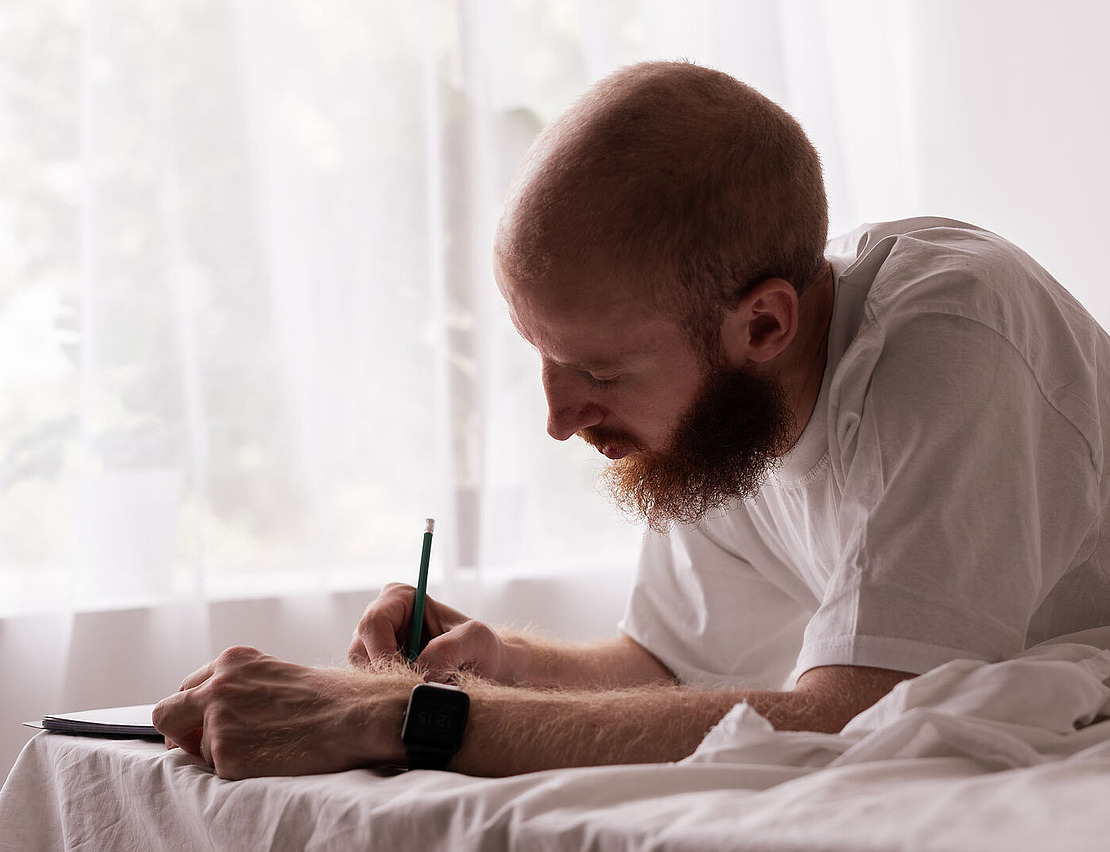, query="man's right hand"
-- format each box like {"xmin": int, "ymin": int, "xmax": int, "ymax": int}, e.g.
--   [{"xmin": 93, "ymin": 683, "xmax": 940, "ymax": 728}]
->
[{"xmin": 347, "ymin": 583, "xmax": 515, "ymax": 684}]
